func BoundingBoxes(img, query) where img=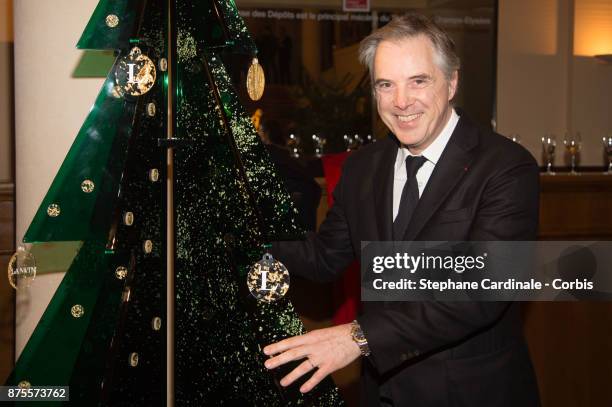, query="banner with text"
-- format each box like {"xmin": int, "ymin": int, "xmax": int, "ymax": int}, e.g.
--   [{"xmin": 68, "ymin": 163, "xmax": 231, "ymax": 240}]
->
[{"xmin": 361, "ymin": 241, "xmax": 612, "ymax": 301}]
